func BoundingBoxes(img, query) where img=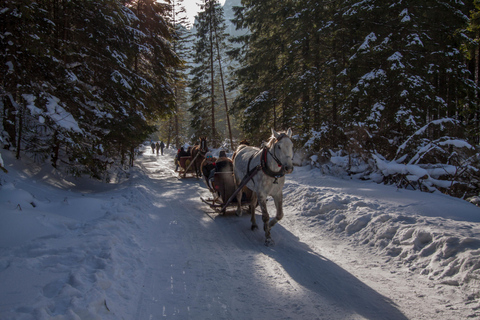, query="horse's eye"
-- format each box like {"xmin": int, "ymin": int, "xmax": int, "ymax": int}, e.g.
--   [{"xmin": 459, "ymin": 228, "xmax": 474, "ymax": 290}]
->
[{"xmin": 278, "ymin": 145, "xmax": 281, "ymax": 150}]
